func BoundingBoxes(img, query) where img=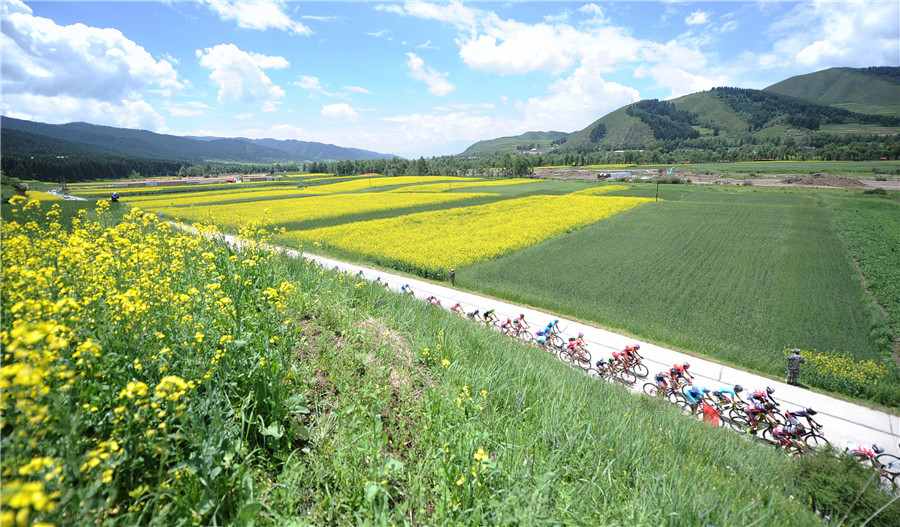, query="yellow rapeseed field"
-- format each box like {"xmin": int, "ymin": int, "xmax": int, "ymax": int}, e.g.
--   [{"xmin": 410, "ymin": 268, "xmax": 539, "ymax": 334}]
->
[
  {"xmin": 144, "ymin": 191, "xmax": 495, "ymax": 226},
  {"xmin": 290, "ymin": 195, "xmax": 654, "ymax": 273},
  {"xmin": 569, "ymin": 185, "xmax": 631, "ymax": 196}
]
